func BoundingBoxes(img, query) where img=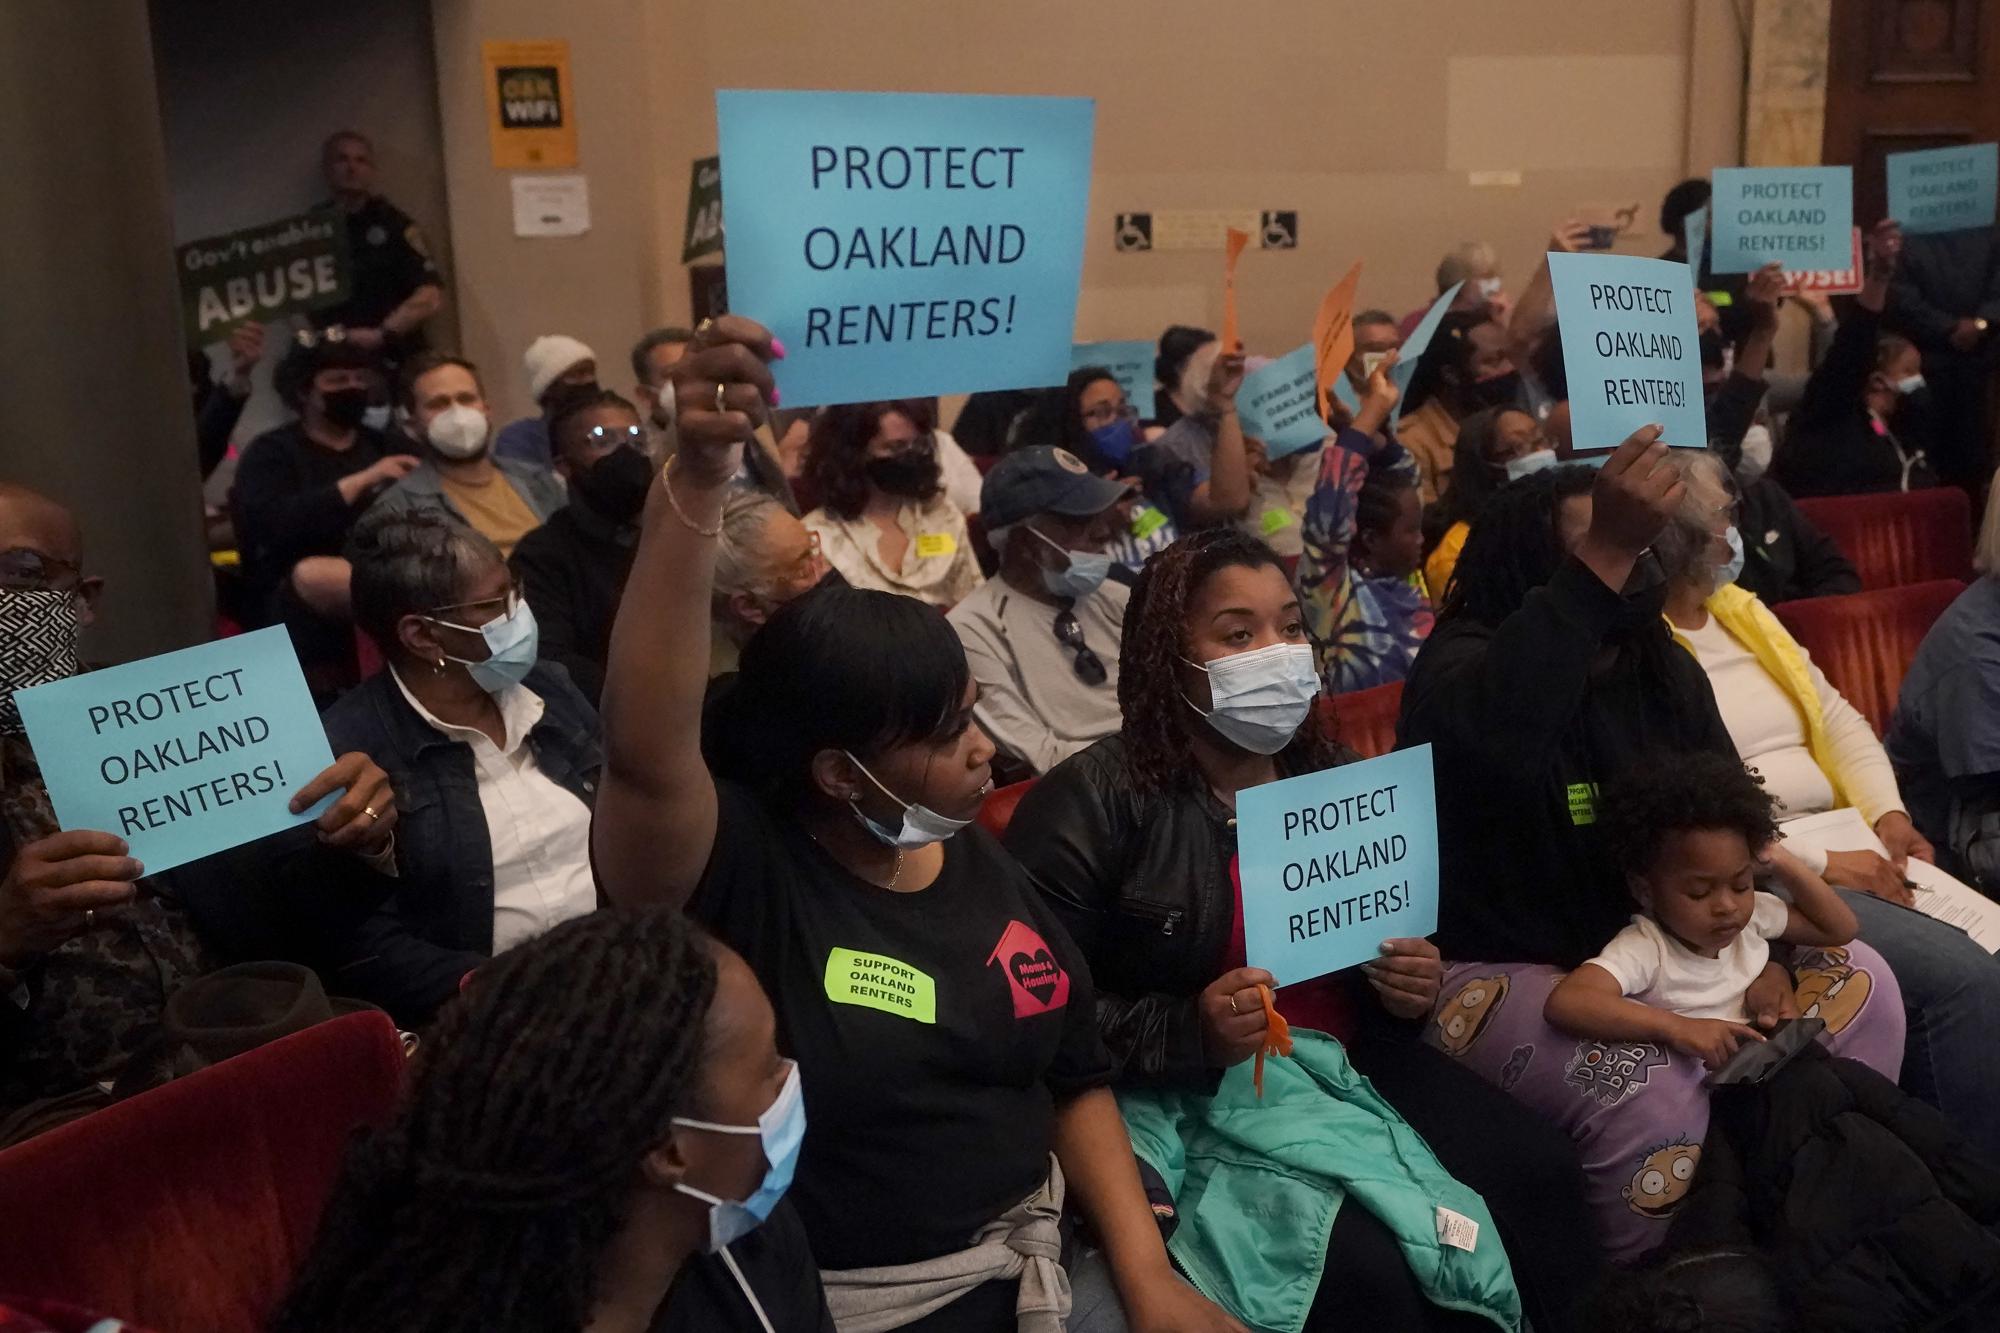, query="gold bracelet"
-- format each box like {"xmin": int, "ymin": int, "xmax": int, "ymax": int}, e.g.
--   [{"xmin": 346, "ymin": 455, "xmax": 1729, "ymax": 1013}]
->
[{"xmin": 661, "ymin": 456, "xmax": 724, "ymax": 538}]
